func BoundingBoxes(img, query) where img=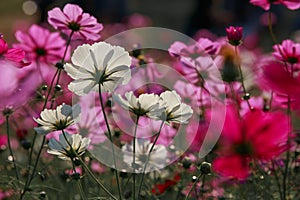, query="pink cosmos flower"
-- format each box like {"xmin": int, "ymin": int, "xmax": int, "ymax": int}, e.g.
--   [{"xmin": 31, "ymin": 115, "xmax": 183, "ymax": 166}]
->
[
  {"xmin": 0, "ymin": 61, "xmax": 39, "ymax": 109},
  {"xmin": 77, "ymin": 94, "xmax": 107, "ymax": 145},
  {"xmin": 180, "ymin": 55, "xmax": 222, "ymax": 88},
  {"xmin": 250, "ymin": 0, "xmax": 300, "ymax": 11},
  {"xmin": 261, "ymin": 61, "xmax": 300, "ymax": 97},
  {"xmin": 260, "ymin": 61, "xmax": 300, "ymax": 112},
  {"xmin": 212, "ymin": 105, "xmax": 289, "ymax": 179},
  {"xmin": 273, "ymin": 39, "xmax": 300, "ymax": 65},
  {"xmin": 169, "ymin": 38, "xmax": 221, "ymax": 58},
  {"xmin": 14, "ymin": 24, "xmax": 67, "ymax": 64},
  {"xmin": 48, "ymin": 4, "xmax": 103, "ymax": 41},
  {"xmin": 226, "ymin": 26, "xmax": 243, "ymax": 46},
  {"xmin": 0, "ymin": 35, "xmax": 28, "ymax": 67}
]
